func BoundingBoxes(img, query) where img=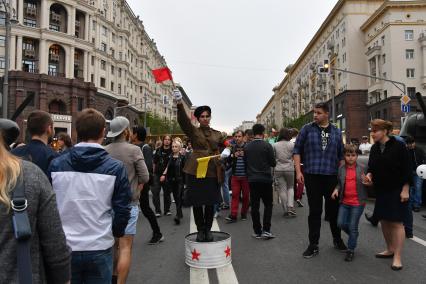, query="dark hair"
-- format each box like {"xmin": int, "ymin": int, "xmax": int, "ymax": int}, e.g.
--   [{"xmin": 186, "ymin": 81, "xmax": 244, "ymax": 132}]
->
[
  {"xmin": 405, "ymin": 136, "xmax": 415, "ymax": 144},
  {"xmin": 27, "ymin": 110, "xmax": 53, "ymax": 136},
  {"xmin": 344, "ymin": 144, "xmax": 358, "ymax": 155},
  {"xmin": 244, "ymin": 129, "xmax": 253, "ymax": 137},
  {"xmin": 277, "ymin": 128, "xmax": 292, "ymax": 142},
  {"xmin": 234, "ymin": 130, "xmax": 244, "ymax": 137},
  {"xmin": 314, "ymin": 102, "xmax": 329, "ymax": 113},
  {"xmin": 76, "ymin": 108, "xmax": 106, "ymax": 141},
  {"xmin": 133, "ymin": 126, "xmax": 147, "ymax": 142},
  {"xmin": 162, "ymin": 135, "xmax": 172, "ymax": 143},
  {"xmin": 252, "ymin": 124, "xmax": 265, "ymax": 136},
  {"xmin": 194, "ymin": 106, "xmax": 211, "ymax": 119},
  {"xmin": 57, "ymin": 132, "xmax": 72, "ymax": 148},
  {"xmin": 290, "ymin": 128, "xmax": 299, "ymax": 138}
]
